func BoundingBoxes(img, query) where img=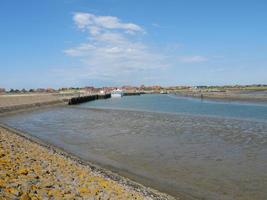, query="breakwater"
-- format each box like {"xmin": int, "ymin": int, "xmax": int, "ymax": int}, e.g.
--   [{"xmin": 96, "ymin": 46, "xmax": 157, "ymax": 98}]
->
[
  {"xmin": 68, "ymin": 93, "xmax": 145, "ymax": 105},
  {"xmin": 124, "ymin": 92, "xmax": 143, "ymax": 96},
  {"xmin": 68, "ymin": 94, "xmax": 111, "ymax": 105}
]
